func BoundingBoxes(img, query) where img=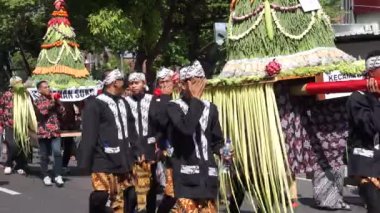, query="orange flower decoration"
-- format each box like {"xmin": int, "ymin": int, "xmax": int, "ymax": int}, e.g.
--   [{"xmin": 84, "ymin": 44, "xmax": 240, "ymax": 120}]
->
[
  {"xmin": 68, "ymin": 42, "xmax": 80, "ymax": 48},
  {"xmin": 41, "ymin": 41, "xmax": 79, "ymax": 49},
  {"xmin": 52, "ymin": 10, "xmax": 68, "ymax": 17}
]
